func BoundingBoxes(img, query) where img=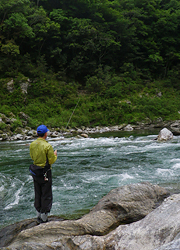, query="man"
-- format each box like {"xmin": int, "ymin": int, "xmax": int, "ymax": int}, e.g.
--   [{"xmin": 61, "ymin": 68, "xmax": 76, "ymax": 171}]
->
[{"xmin": 30, "ymin": 124, "xmax": 57, "ymax": 223}]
